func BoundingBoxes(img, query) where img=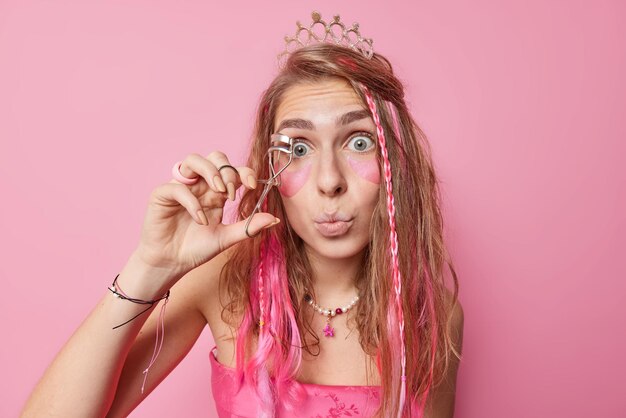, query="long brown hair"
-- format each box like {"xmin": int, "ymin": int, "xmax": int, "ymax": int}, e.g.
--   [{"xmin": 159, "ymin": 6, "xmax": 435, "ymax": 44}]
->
[{"xmin": 220, "ymin": 43, "xmax": 461, "ymax": 417}]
